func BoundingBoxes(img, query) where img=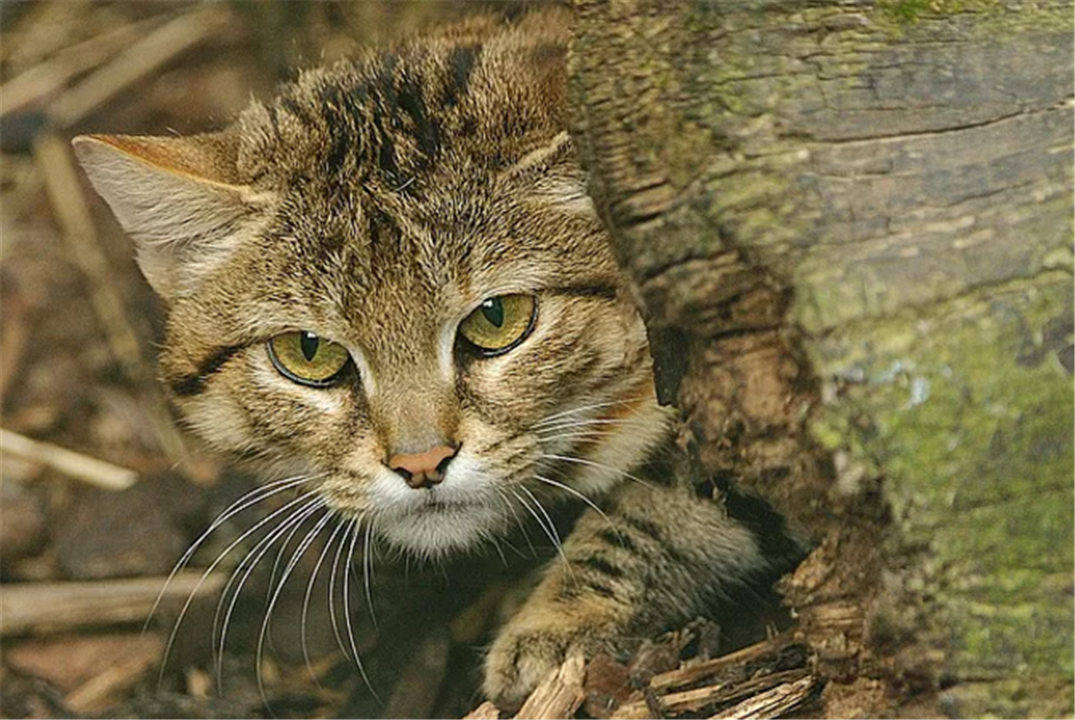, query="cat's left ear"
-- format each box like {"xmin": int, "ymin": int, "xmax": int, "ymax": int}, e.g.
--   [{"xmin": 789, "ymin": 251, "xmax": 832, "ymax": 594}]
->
[
  {"xmin": 73, "ymin": 131, "xmax": 266, "ymax": 301},
  {"xmin": 508, "ymin": 131, "xmax": 597, "ymax": 217}
]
